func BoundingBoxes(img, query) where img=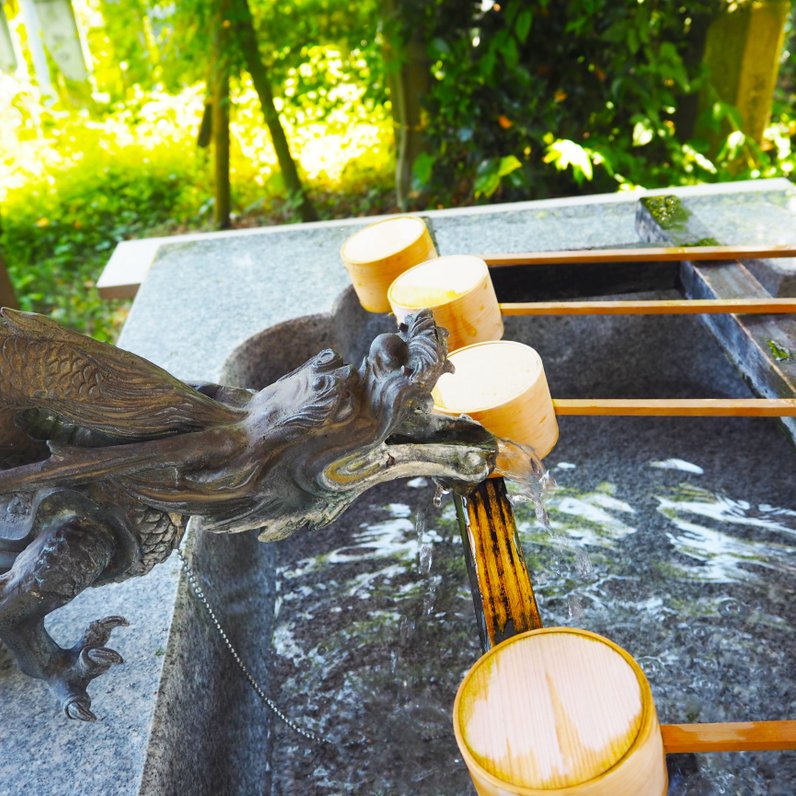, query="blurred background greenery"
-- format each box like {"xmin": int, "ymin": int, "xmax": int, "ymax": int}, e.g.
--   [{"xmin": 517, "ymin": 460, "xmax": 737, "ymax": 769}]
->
[{"xmin": 1, "ymin": 0, "xmax": 794, "ymax": 340}]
